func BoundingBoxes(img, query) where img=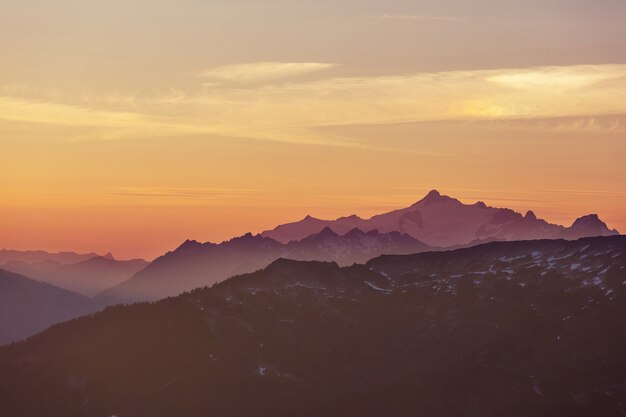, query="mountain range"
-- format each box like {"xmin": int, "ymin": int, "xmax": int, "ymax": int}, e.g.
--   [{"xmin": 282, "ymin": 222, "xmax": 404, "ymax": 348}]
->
[
  {"xmin": 97, "ymin": 190, "xmax": 619, "ymax": 303},
  {"xmin": 2, "ymin": 255, "xmax": 148, "ymax": 297},
  {"xmin": 261, "ymin": 190, "xmax": 619, "ymax": 246},
  {"xmin": 0, "ymin": 249, "xmax": 103, "ymax": 266},
  {"xmin": 97, "ymin": 228, "xmax": 433, "ymax": 303},
  {"xmin": 1, "ymin": 235, "xmax": 623, "ymax": 417},
  {"xmin": 0, "ymin": 269, "xmax": 102, "ymax": 346},
  {"xmin": 0, "ymin": 190, "xmax": 620, "ymax": 345},
  {"xmin": 0, "ymin": 252, "xmax": 147, "ymax": 345}
]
